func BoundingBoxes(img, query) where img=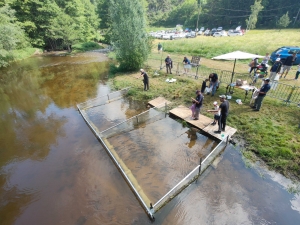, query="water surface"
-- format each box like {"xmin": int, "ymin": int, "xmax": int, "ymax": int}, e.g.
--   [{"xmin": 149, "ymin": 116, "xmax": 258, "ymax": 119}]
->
[{"xmin": 0, "ymin": 53, "xmax": 299, "ymax": 225}]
